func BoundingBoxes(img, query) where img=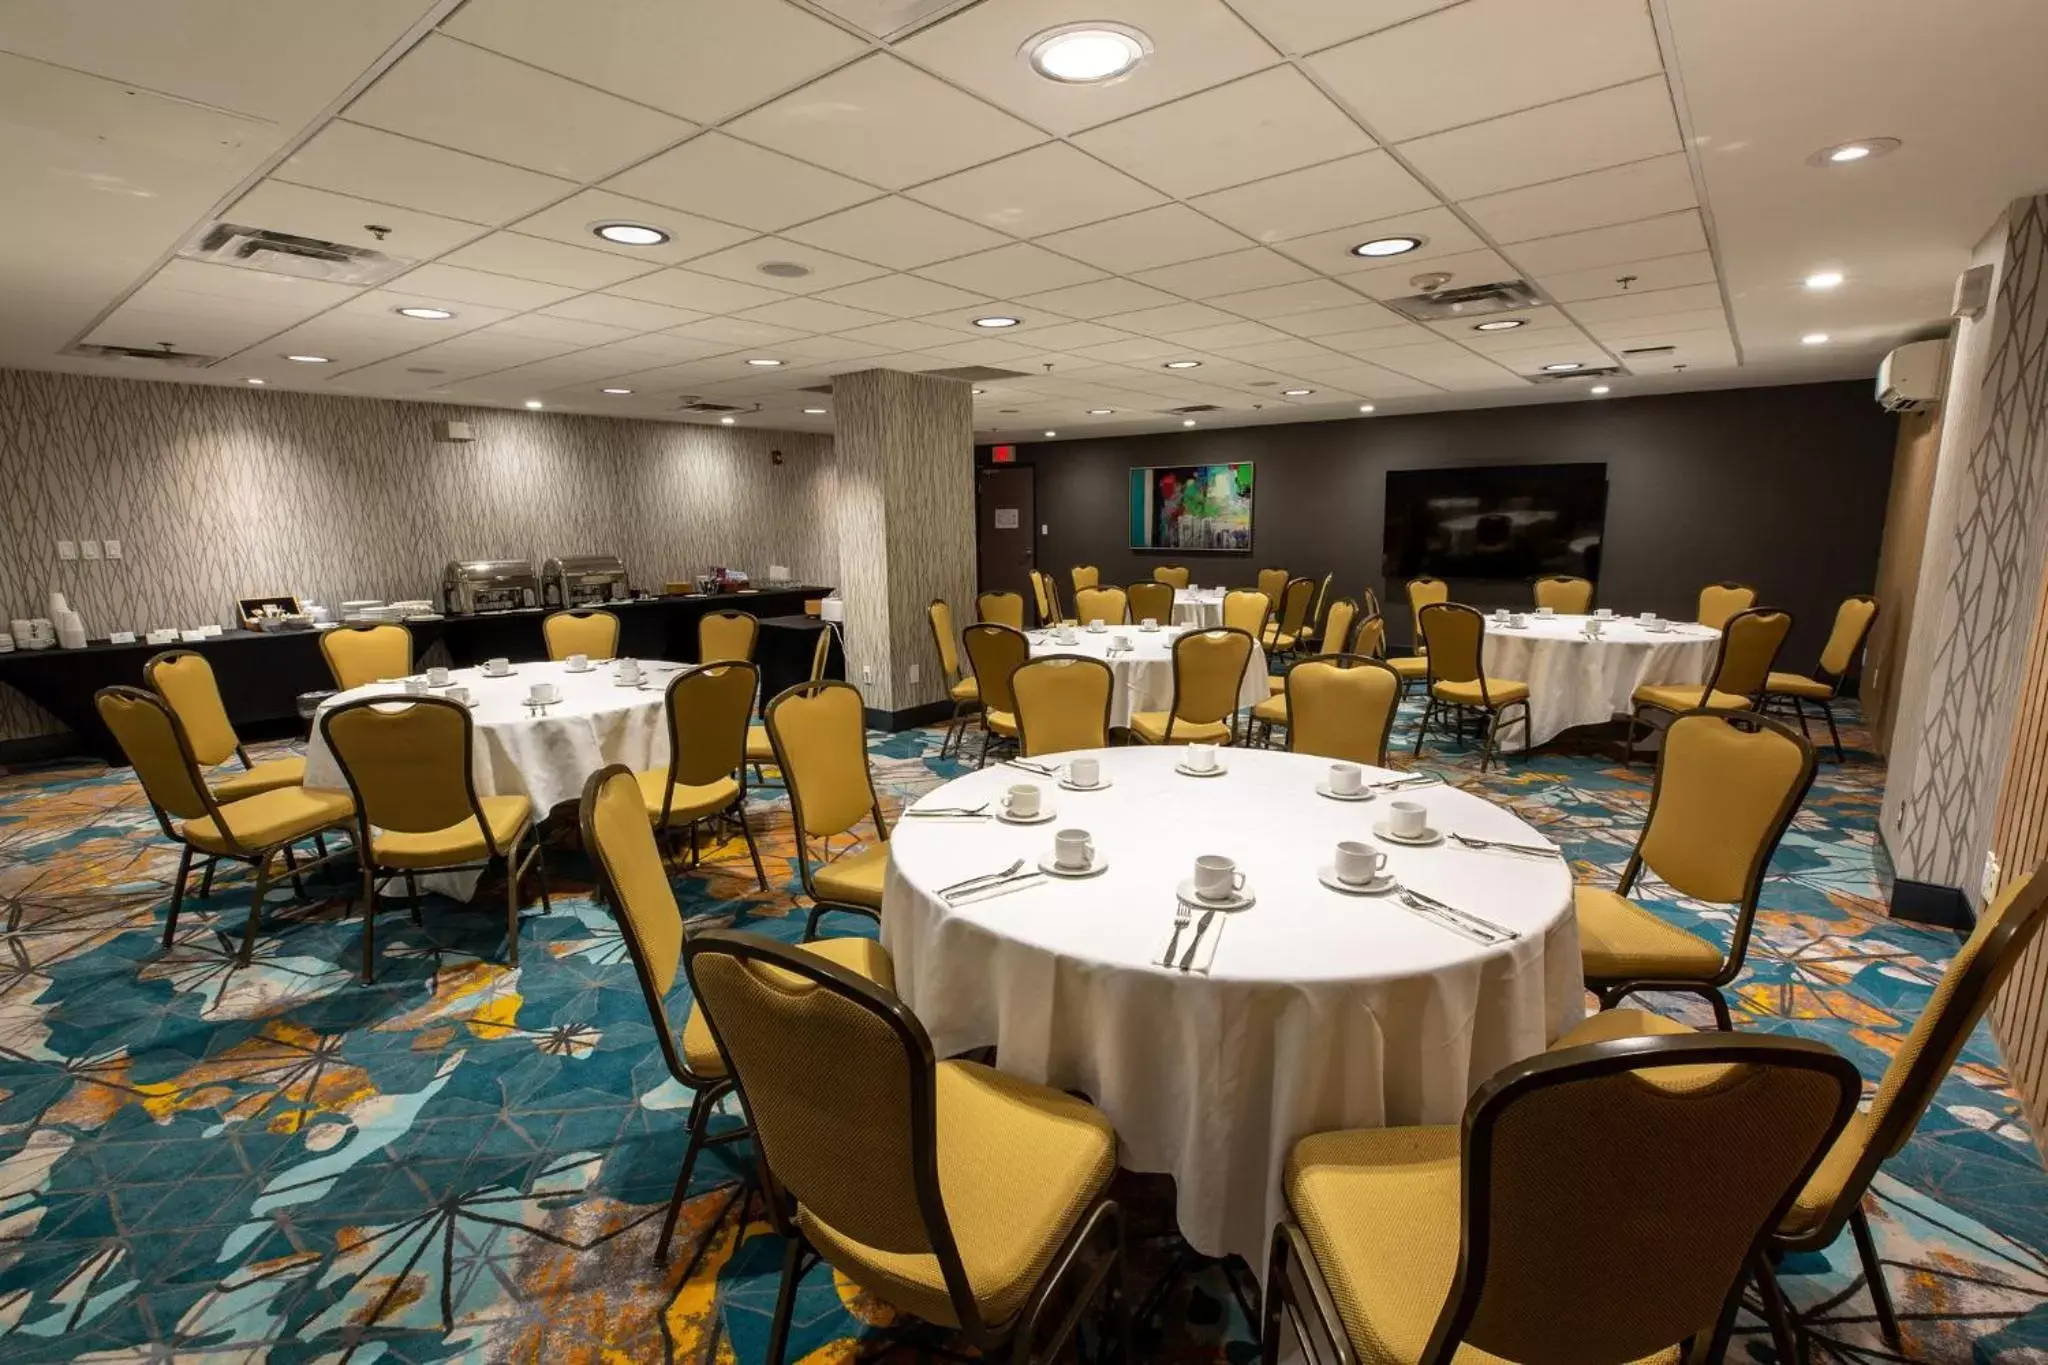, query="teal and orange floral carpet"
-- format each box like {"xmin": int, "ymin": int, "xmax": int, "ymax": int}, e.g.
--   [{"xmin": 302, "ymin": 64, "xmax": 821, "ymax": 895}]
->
[{"xmin": 1, "ymin": 700, "xmax": 2043, "ymax": 1362}]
